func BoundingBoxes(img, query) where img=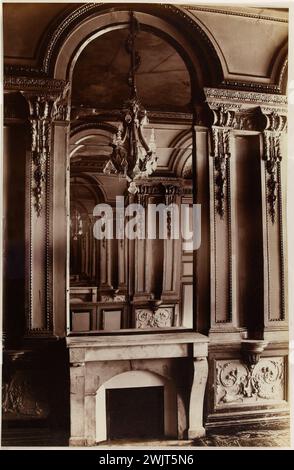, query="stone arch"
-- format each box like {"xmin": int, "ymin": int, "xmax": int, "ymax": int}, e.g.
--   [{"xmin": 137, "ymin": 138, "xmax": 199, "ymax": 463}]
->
[
  {"xmin": 69, "ymin": 126, "xmax": 115, "ymax": 160},
  {"xmin": 168, "ymin": 130, "xmax": 193, "ymax": 177},
  {"xmin": 269, "ymin": 40, "xmax": 288, "ymax": 94}
]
